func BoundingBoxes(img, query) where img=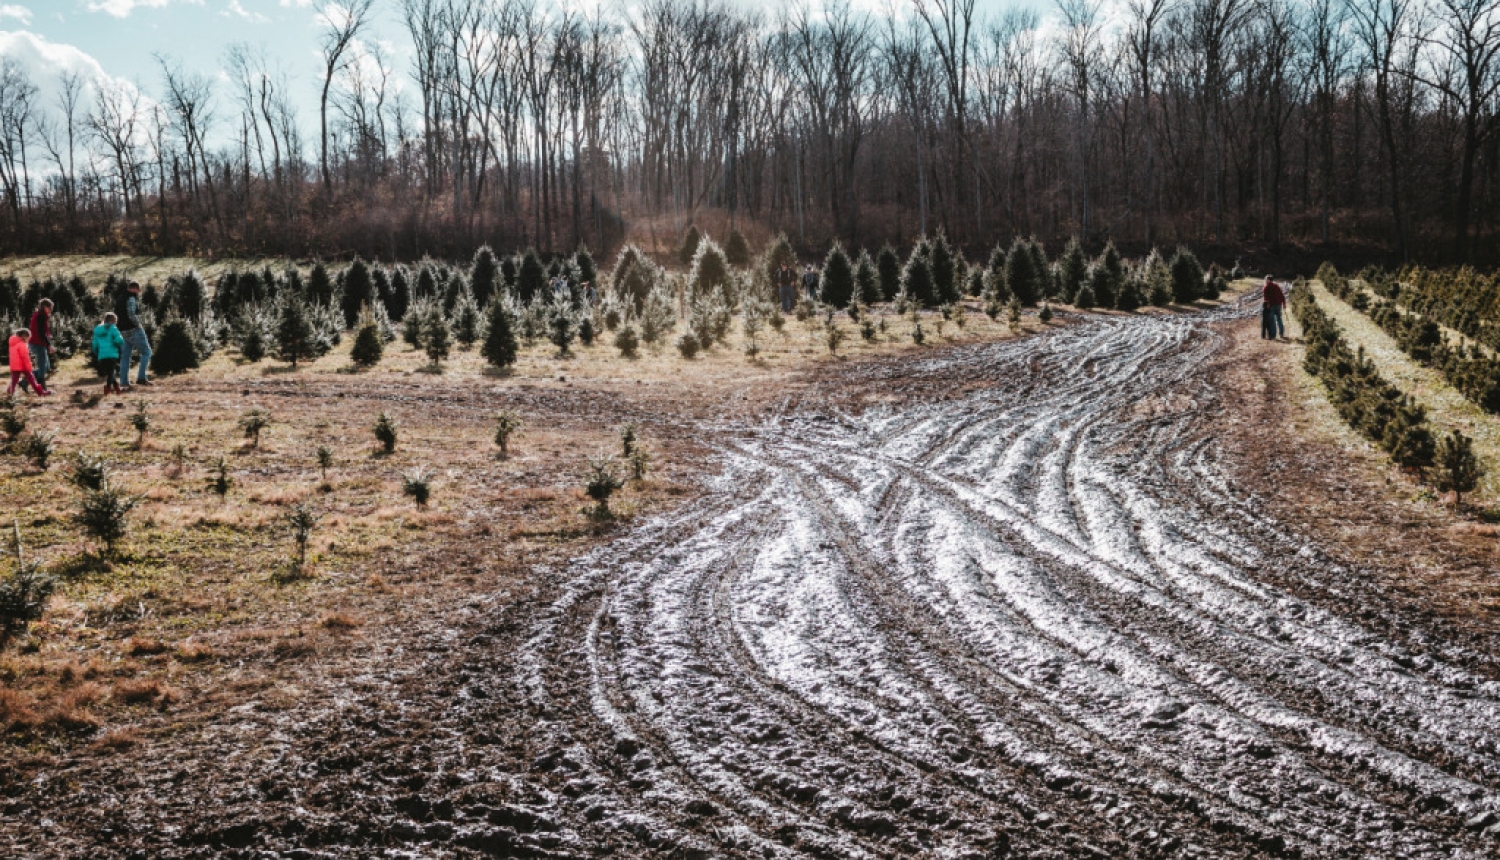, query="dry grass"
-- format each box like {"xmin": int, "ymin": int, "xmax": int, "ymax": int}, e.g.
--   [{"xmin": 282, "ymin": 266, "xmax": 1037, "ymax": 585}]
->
[
  {"xmin": 1308, "ymin": 281, "xmax": 1500, "ymax": 500},
  {"xmin": 318, "ymin": 612, "xmax": 363, "ymax": 630}
]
